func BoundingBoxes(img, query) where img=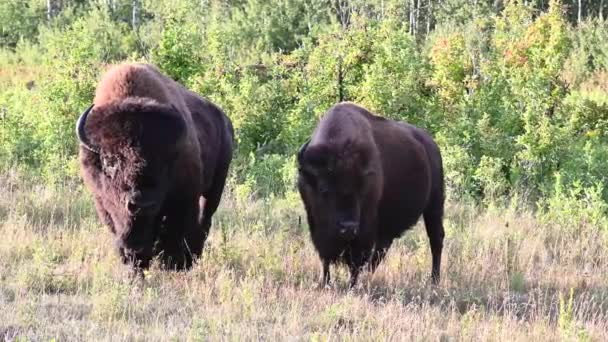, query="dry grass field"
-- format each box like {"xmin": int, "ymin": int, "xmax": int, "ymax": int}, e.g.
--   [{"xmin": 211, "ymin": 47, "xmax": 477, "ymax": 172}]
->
[{"xmin": 0, "ymin": 169, "xmax": 607, "ymax": 341}]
